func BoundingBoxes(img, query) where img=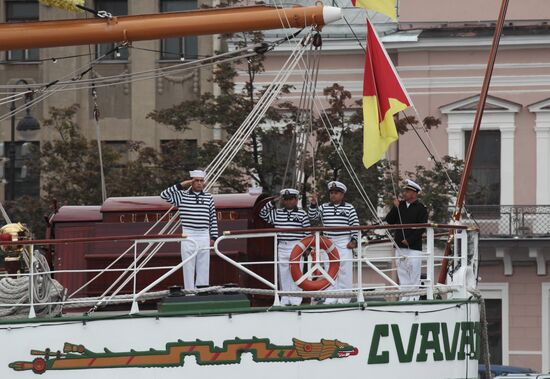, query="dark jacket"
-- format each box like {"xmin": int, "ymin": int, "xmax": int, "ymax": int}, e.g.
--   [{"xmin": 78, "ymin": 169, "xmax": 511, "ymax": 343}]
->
[{"xmin": 384, "ymin": 200, "xmax": 428, "ymax": 250}]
